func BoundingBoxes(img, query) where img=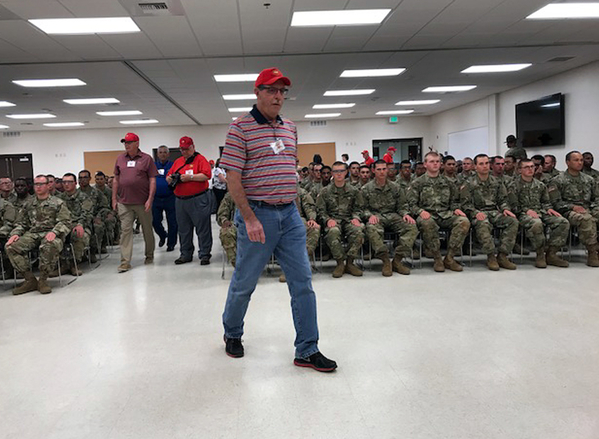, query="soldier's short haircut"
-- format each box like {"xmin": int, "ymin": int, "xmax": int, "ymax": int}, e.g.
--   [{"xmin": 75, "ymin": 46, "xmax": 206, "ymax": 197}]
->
[
  {"xmin": 46, "ymin": 174, "xmax": 55, "ymax": 179},
  {"xmin": 349, "ymin": 161, "xmax": 360, "ymax": 168},
  {"xmin": 78, "ymin": 169, "xmax": 91, "ymax": 178},
  {"xmin": 416, "ymin": 161, "xmax": 424, "ymax": 166},
  {"xmin": 400, "ymin": 159, "xmax": 411, "ymax": 166},
  {"xmin": 15, "ymin": 177, "xmax": 27, "ymax": 183},
  {"xmin": 424, "ymin": 151, "xmax": 440, "ymax": 161},
  {"xmin": 95, "ymin": 171, "xmax": 106, "ymax": 178},
  {"xmin": 518, "ymin": 159, "xmax": 533, "ymax": 169},
  {"xmin": 321, "ymin": 165, "xmax": 332, "ymax": 172},
  {"xmin": 157, "ymin": 145, "xmax": 169, "ymax": 150},
  {"xmin": 531, "ymin": 154, "xmax": 544, "ymax": 162},
  {"xmin": 463, "ymin": 156, "xmax": 473, "ymax": 162},
  {"xmin": 331, "ymin": 161, "xmax": 347, "ymax": 169},
  {"xmin": 566, "ymin": 151, "xmax": 581, "ymax": 162},
  {"xmin": 359, "ymin": 164, "xmax": 370, "ymax": 171},
  {"xmin": 583, "ymin": 151, "xmax": 593, "ymax": 157},
  {"xmin": 313, "ymin": 163, "xmax": 323, "ymax": 170},
  {"xmin": 374, "ymin": 159, "xmax": 387, "ymax": 166},
  {"xmin": 0, "ymin": 176, "xmax": 12, "ymax": 181},
  {"xmin": 63, "ymin": 172, "xmax": 77, "ymax": 182},
  {"xmin": 34, "ymin": 174, "xmax": 48, "ymax": 183},
  {"xmin": 443, "ymin": 155, "xmax": 456, "ymax": 163},
  {"xmin": 301, "ymin": 167, "xmax": 309, "ymax": 172},
  {"xmin": 544, "ymin": 154, "xmax": 557, "ymax": 164},
  {"xmin": 504, "ymin": 155, "xmax": 515, "ymax": 163},
  {"xmin": 474, "ymin": 154, "xmax": 488, "ymax": 165}
]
